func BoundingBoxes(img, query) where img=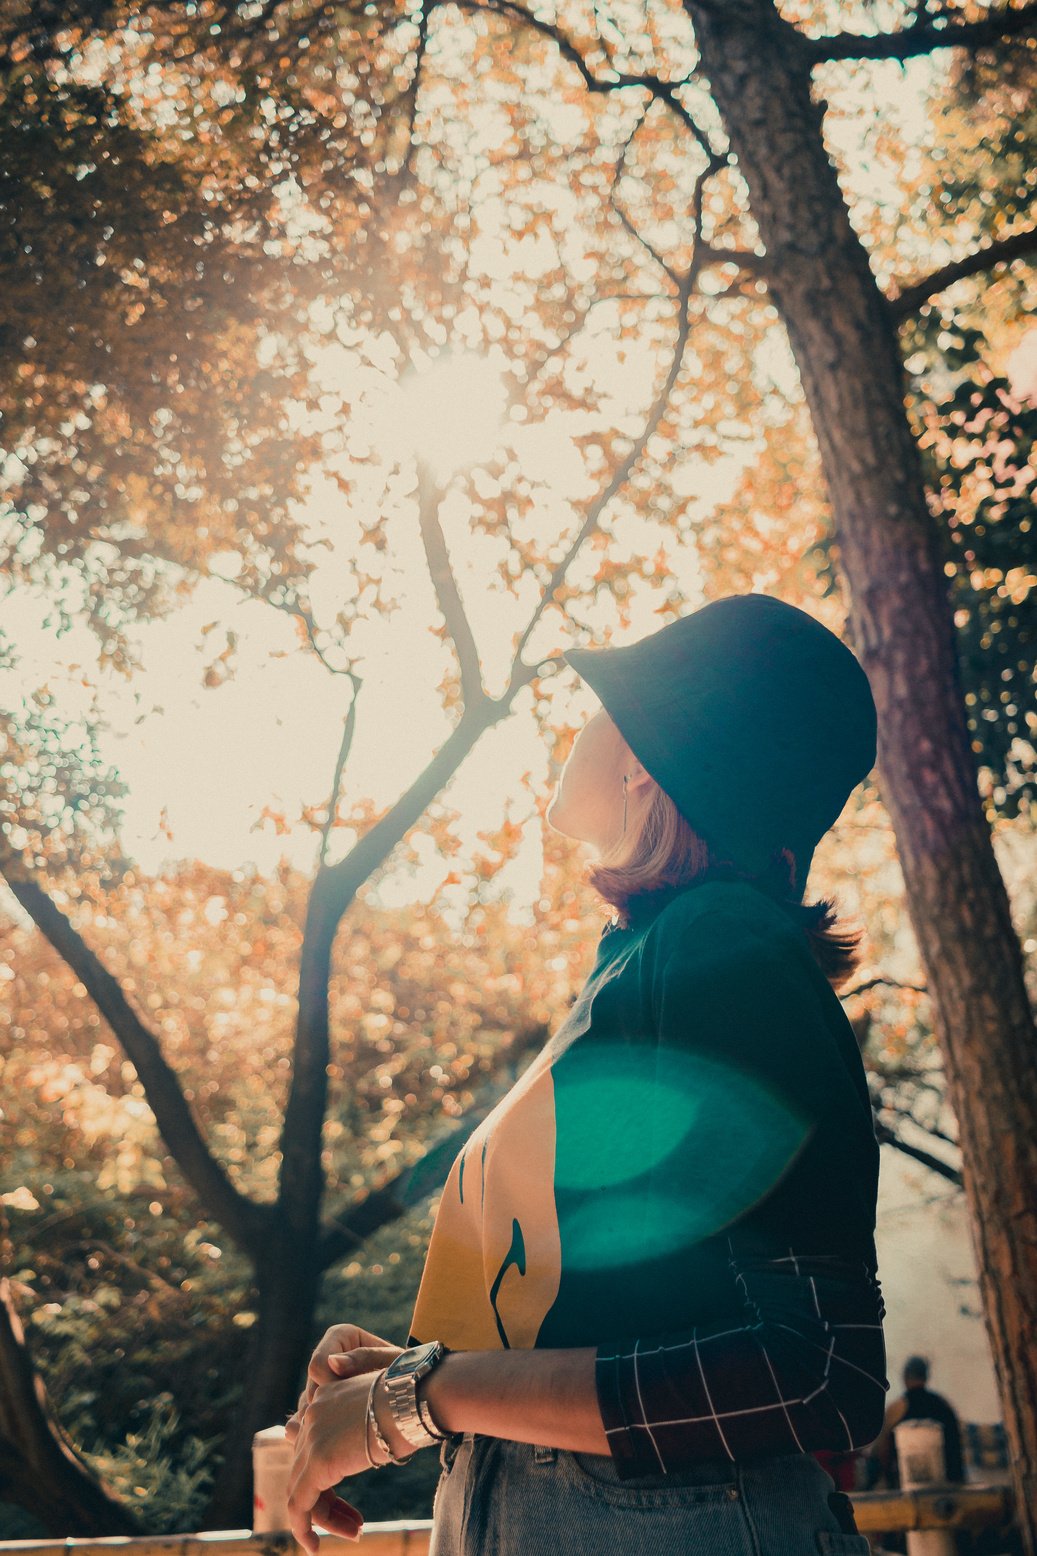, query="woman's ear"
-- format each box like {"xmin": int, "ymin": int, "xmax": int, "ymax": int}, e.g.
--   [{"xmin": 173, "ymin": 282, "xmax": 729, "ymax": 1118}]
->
[{"xmin": 626, "ymin": 759, "xmax": 655, "ymax": 794}]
